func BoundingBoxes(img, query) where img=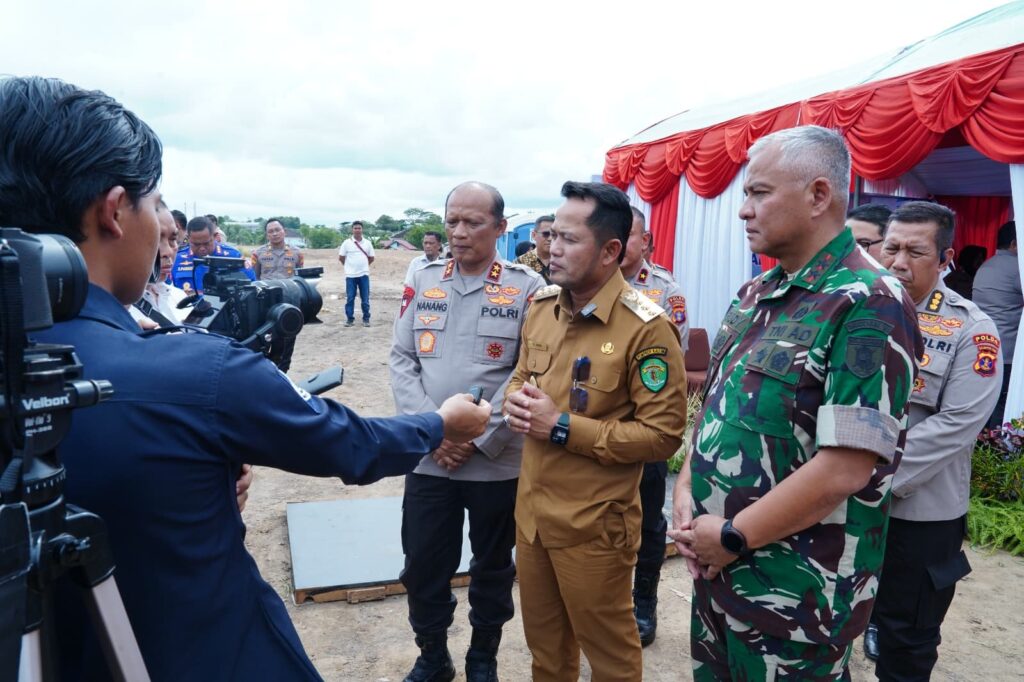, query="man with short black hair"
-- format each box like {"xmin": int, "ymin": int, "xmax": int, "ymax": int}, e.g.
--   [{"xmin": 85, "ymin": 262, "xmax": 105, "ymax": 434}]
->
[
  {"xmin": 973, "ymin": 220, "xmax": 1021, "ymax": 428},
  {"xmin": 847, "ymin": 203, "xmax": 892, "ymax": 261},
  {"xmin": 171, "ymin": 209, "xmax": 188, "ymax": 245},
  {"xmin": 516, "ymin": 215, "xmax": 554, "ymax": 283},
  {"xmin": 338, "ymin": 220, "xmax": 375, "ymax": 327},
  {"xmin": 0, "ymin": 75, "xmax": 490, "ymax": 681},
  {"xmin": 505, "ymin": 181, "xmax": 686, "ymax": 680},
  {"xmin": 873, "ymin": 201, "xmax": 1001, "ymax": 680},
  {"xmin": 252, "ymin": 218, "xmax": 304, "ymax": 279},
  {"xmin": 403, "ymin": 230, "xmax": 445, "ymax": 287}
]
